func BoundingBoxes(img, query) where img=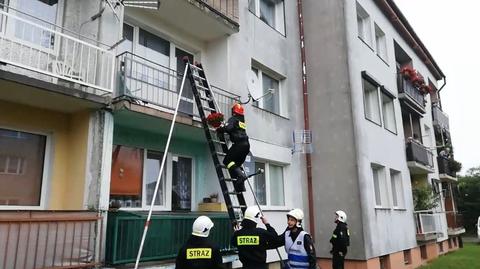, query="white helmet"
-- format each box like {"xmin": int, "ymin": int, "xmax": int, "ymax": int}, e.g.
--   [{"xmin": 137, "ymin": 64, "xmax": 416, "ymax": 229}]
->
[
  {"xmin": 287, "ymin": 208, "xmax": 304, "ymax": 227},
  {"xmin": 192, "ymin": 216, "xmax": 214, "ymax": 237},
  {"xmin": 335, "ymin": 210, "xmax": 347, "ymax": 223},
  {"xmin": 244, "ymin": 206, "xmax": 261, "ymax": 223}
]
